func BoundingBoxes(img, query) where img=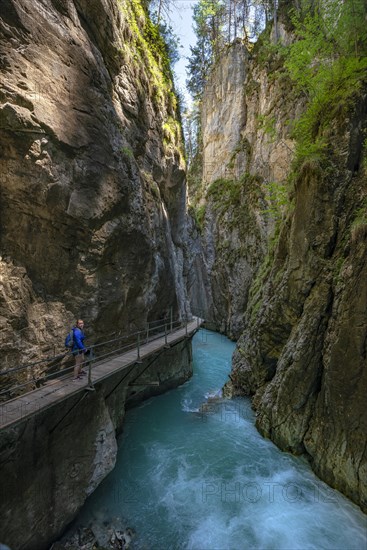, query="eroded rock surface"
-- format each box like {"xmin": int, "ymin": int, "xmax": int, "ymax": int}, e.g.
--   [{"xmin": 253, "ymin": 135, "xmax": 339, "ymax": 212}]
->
[
  {"xmin": 191, "ymin": 34, "xmax": 299, "ymax": 337},
  {"xmin": 229, "ymin": 84, "xmax": 367, "ymax": 511},
  {"xmin": 0, "ymin": 337, "xmax": 193, "ymax": 550},
  {"xmin": 0, "ymin": 0, "xmax": 189, "ymax": 373},
  {"xmin": 190, "ymin": 29, "xmax": 367, "ymax": 512}
]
